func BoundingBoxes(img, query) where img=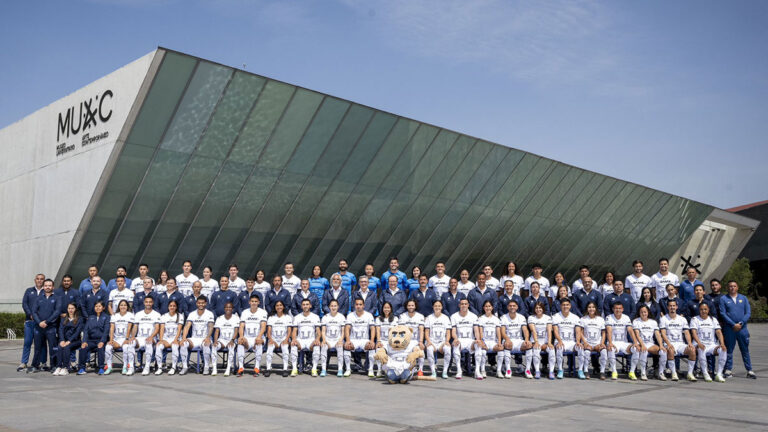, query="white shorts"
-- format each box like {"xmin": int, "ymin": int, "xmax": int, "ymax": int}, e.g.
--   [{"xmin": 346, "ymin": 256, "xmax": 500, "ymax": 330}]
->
[
  {"xmin": 427, "ymin": 341, "xmax": 447, "ymax": 351},
  {"xmin": 188, "ymin": 337, "xmax": 205, "ymax": 348},
  {"xmin": 216, "ymin": 339, "xmax": 234, "ymax": 349},
  {"xmin": 112, "ymin": 338, "xmax": 126, "ymax": 347},
  {"xmin": 160, "ymin": 338, "xmax": 178, "ymax": 345},
  {"xmin": 325, "ymin": 338, "xmax": 342, "ymax": 349},
  {"xmin": 456, "ymin": 339, "xmax": 474, "ymax": 352},
  {"xmin": 295, "ymin": 339, "xmax": 315, "ymax": 350},
  {"xmin": 667, "ymin": 342, "xmax": 688, "ymax": 355},
  {"xmin": 700, "ymin": 344, "xmax": 721, "ymax": 356},
  {"xmin": 612, "ymin": 341, "xmax": 632, "ymax": 353},
  {"xmin": 557, "ymin": 340, "xmax": 577, "ymax": 352},
  {"xmin": 476, "ymin": 339, "xmax": 499, "ymax": 352},
  {"xmin": 348, "ymin": 339, "xmax": 370, "ymax": 351}
]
